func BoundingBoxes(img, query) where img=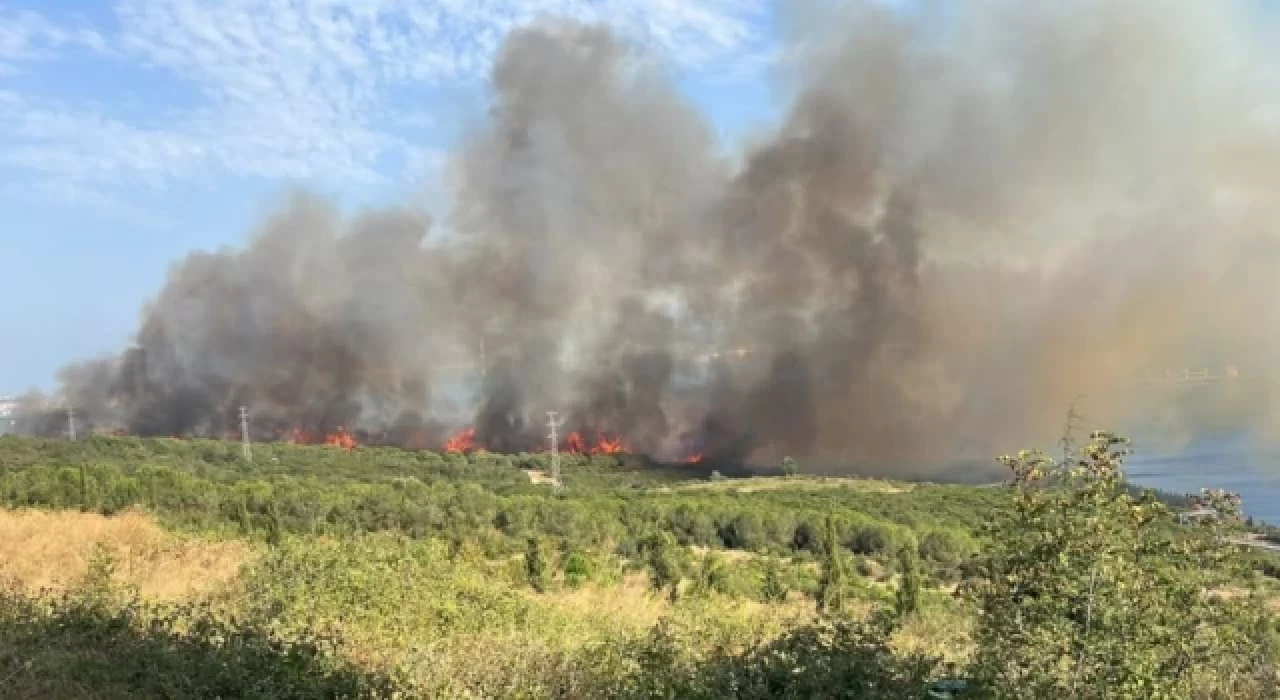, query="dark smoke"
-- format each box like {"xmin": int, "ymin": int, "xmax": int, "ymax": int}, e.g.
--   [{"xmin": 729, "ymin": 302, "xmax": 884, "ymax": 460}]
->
[{"xmin": 33, "ymin": 2, "xmax": 1280, "ymax": 478}]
